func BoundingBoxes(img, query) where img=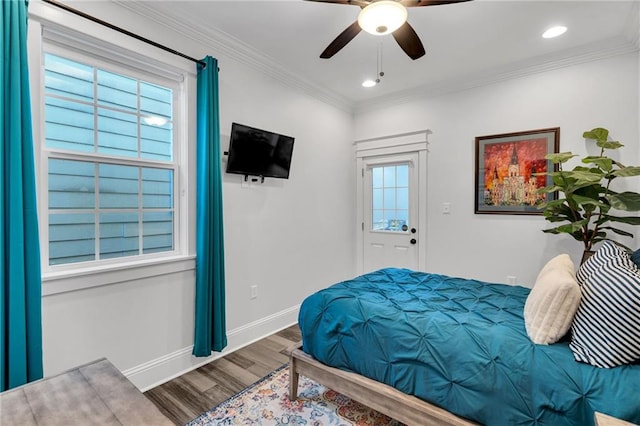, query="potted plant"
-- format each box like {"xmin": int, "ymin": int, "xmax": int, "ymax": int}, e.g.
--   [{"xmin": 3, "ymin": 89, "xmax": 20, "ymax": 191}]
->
[{"xmin": 538, "ymin": 127, "xmax": 640, "ymax": 262}]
